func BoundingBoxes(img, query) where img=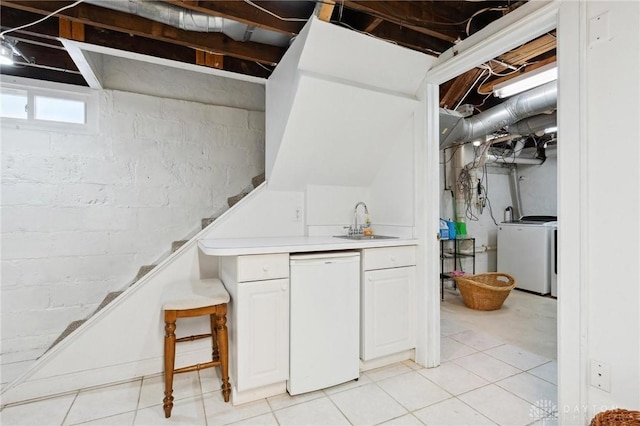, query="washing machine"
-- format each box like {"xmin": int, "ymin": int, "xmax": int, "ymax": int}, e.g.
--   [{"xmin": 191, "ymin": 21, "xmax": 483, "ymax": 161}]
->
[{"xmin": 497, "ymin": 216, "xmax": 557, "ymax": 295}]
